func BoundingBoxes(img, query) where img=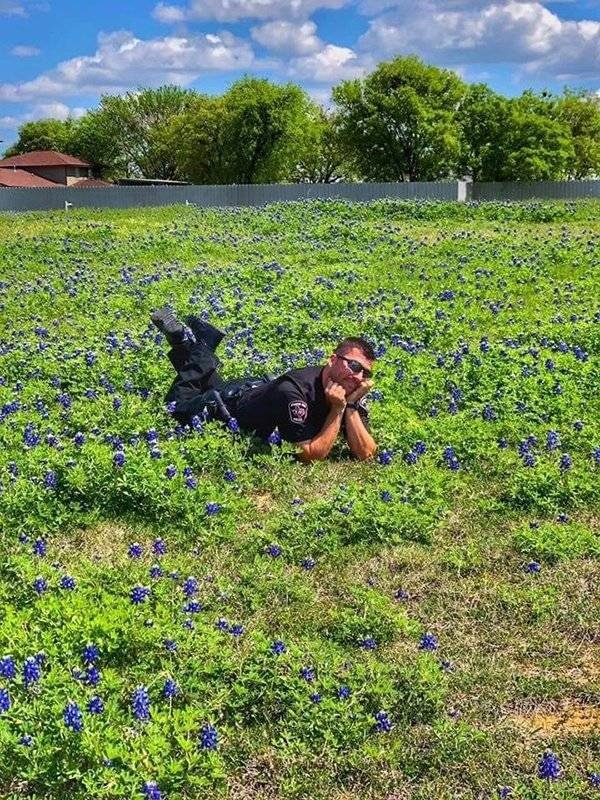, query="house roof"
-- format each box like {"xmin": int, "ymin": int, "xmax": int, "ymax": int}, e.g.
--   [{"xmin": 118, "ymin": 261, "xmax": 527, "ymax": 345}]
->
[
  {"xmin": 0, "ymin": 150, "xmax": 92, "ymax": 168},
  {"xmin": 71, "ymin": 178, "xmax": 113, "ymax": 188},
  {"xmin": 0, "ymin": 168, "xmax": 59, "ymax": 187}
]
